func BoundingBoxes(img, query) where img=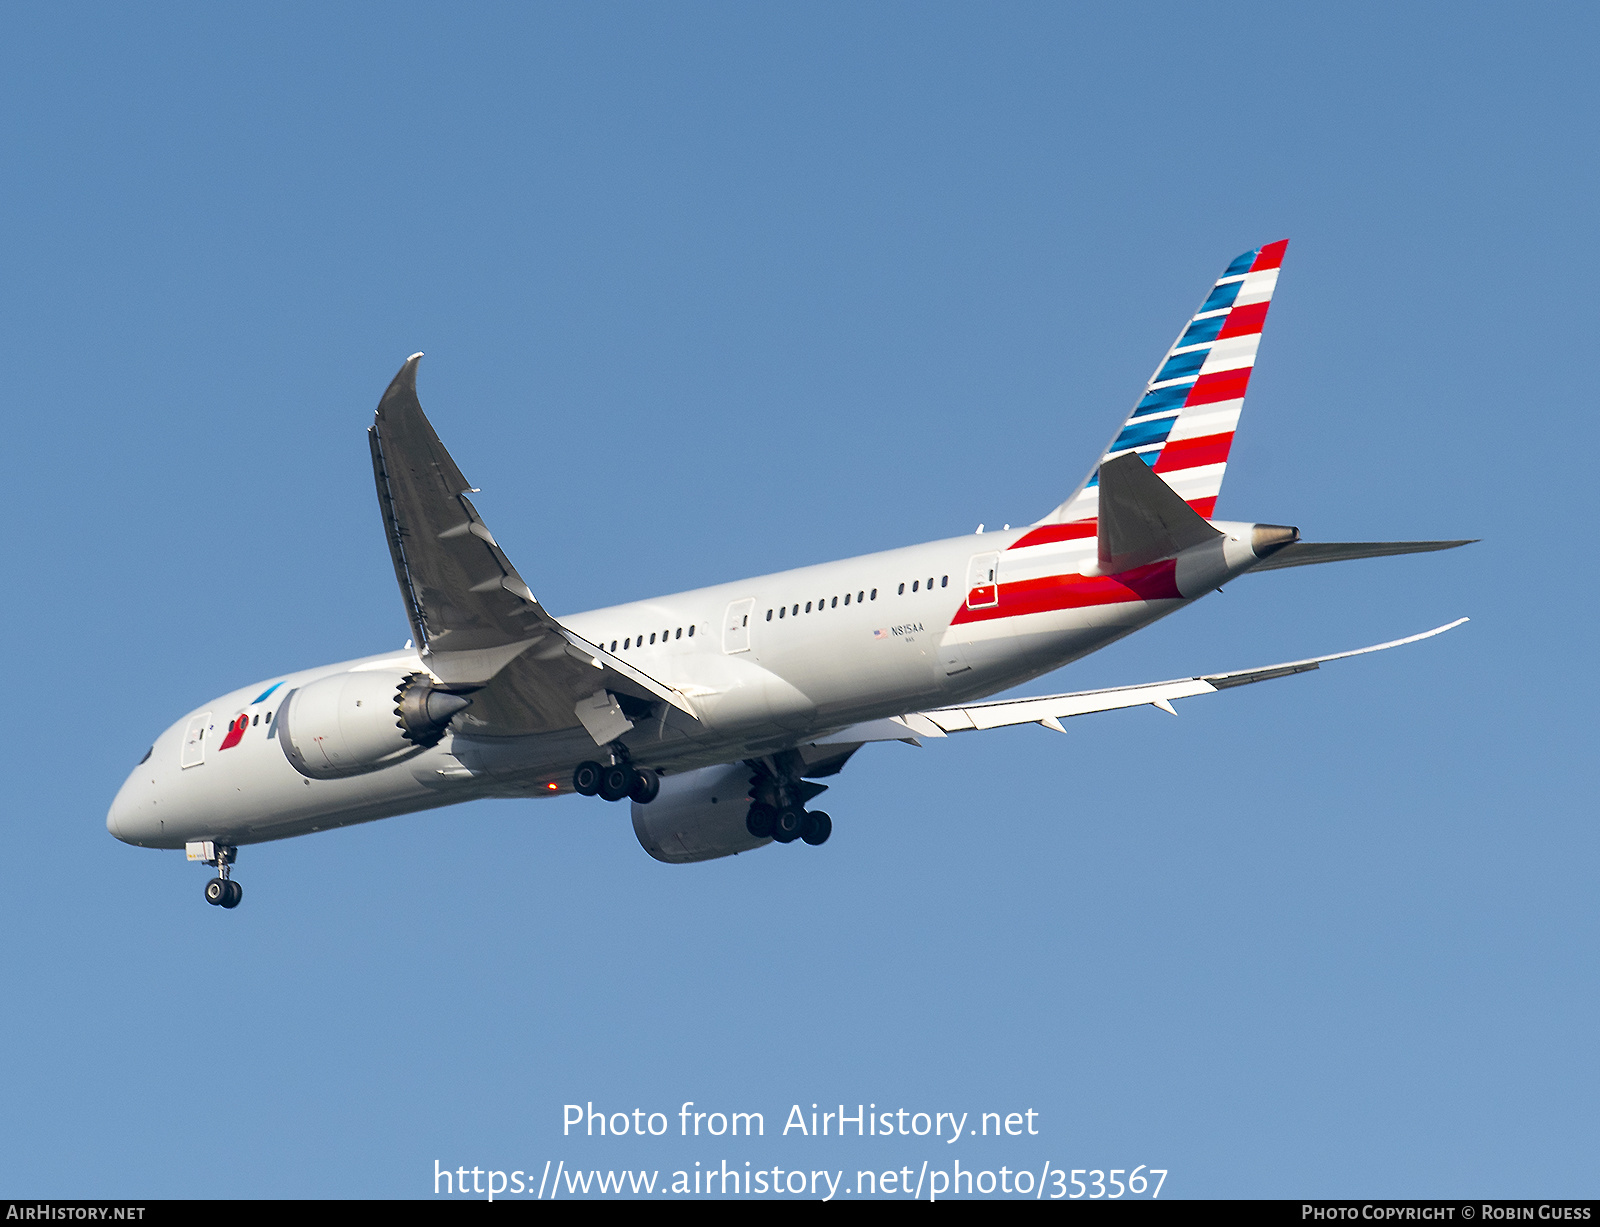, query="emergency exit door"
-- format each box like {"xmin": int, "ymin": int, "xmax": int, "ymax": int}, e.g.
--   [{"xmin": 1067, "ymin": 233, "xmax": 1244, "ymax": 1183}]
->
[{"xmin": 966, "ymin": 553, "xmax": 999, "ymax": 609}]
